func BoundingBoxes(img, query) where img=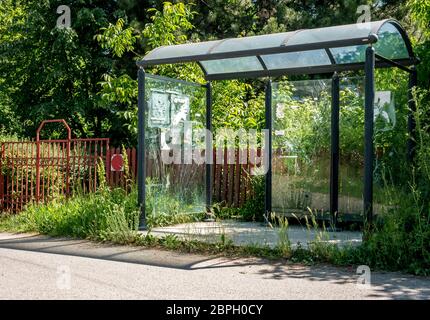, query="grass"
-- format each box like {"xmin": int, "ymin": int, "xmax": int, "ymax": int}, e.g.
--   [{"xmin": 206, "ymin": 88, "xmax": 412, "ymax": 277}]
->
[
  {"xmin": 0, "ymin": 166, "xmax": 428, "ymax": 276},
  {"xmin": 0, "ymin": 176, "xmax": 428, "ymax": 275},
  {"xmin": 0, "ymin": 212, "xmax": 283, "ymax": 261},
  {"xmin": 0, "ymin": 187, "xmax": 140, "ymax": 243},
  {"xmin": 0, "ymin": 197, "xmax": 429, "ymax": 275},
  {"xmin": 0, "ymin": 193, "xmax": 335, "ymax": 264},
  {"xmin": 0, "ymin": 197, "xmax": 349, "ymax": 266}
]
